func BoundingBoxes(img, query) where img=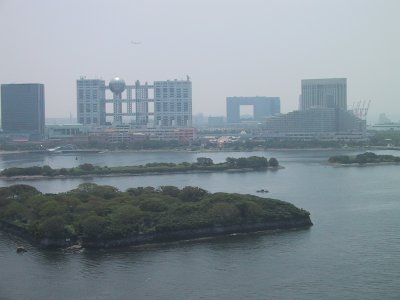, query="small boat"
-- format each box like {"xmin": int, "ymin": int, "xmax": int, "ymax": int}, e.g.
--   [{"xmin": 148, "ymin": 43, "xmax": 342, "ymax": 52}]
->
[{"xmin": 16, "ymin": 246, "xmax": 27, "ymax": 253}]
